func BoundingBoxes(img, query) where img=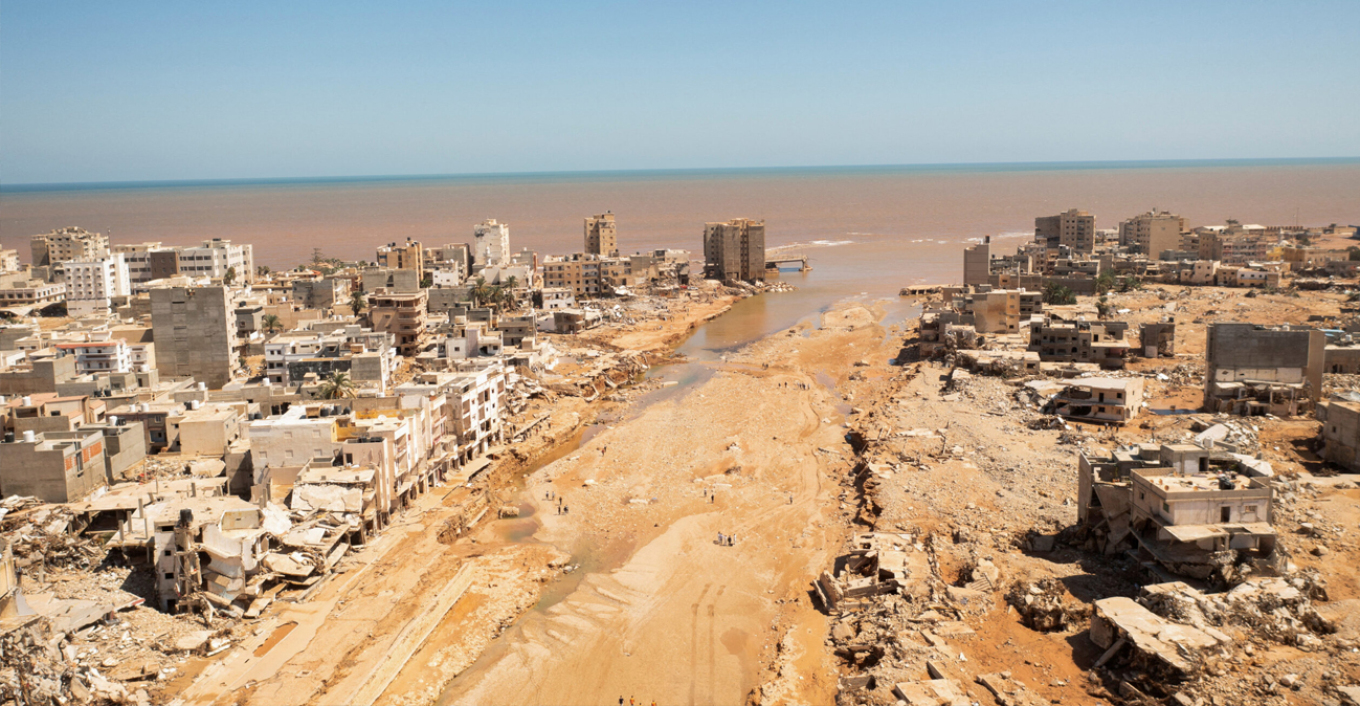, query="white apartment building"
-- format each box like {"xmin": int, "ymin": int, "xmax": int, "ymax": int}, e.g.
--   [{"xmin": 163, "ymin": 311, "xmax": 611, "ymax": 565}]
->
[
  {"xmin": 0, "ymin": 281, "xmax": 66, "ymax": 307},
  {"xmin": 431, "ymin": 268, "xmax": 462, "ymax": 288},
  {"xmin": 64, "ymin": 254, "xmax": 131, "ymax": 316},
  {"xmin": 473, "ymin": 219, "xmax": 511, "ymax": 268},
  {"xmin": 114, "ymin": 239, "xmax": 254, "ymax": 284},
  {"xmin": 540, "ymin": 287, "xmax": 576, "ymax": 310},
  {"xmin": 0, "ymin": 250, "xmax": 19, "ymax": 273},
  {"xmin": 263, "ymin": 325, "xmax": 395, "ymax": 386},
  {"xmin": 176, "ymin": 239, "xmax": 254, "ymax": 283},
  {"xmin": 55, "ymin": 340, "xmax": 133, "ymax": 374},
  {"xmin": 447, "ymin": 362, "xmax": 505, "ymax": 461}
]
